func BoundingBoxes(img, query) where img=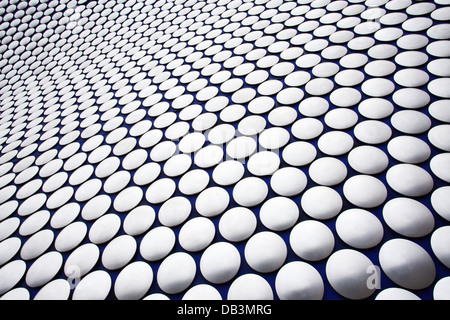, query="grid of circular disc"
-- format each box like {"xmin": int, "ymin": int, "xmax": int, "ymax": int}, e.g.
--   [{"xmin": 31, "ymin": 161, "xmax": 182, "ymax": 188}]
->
[{"xmin": 0, "ymin": 0, "xmax": 449, "ymax": 301}]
